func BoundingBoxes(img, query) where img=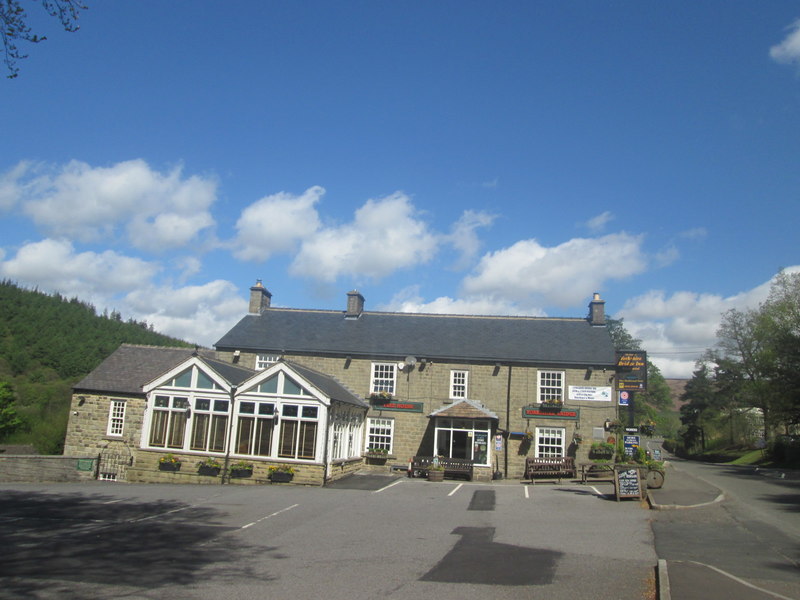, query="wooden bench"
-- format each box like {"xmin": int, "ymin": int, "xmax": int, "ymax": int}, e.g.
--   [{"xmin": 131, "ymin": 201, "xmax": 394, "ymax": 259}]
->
[
  {"xmin": 525, "ymin": 457, "xmax": 576, "ymax": 483},
  {"xmin": 410, "ymin": 456, "xmax": 473, "ymax": 481}
]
